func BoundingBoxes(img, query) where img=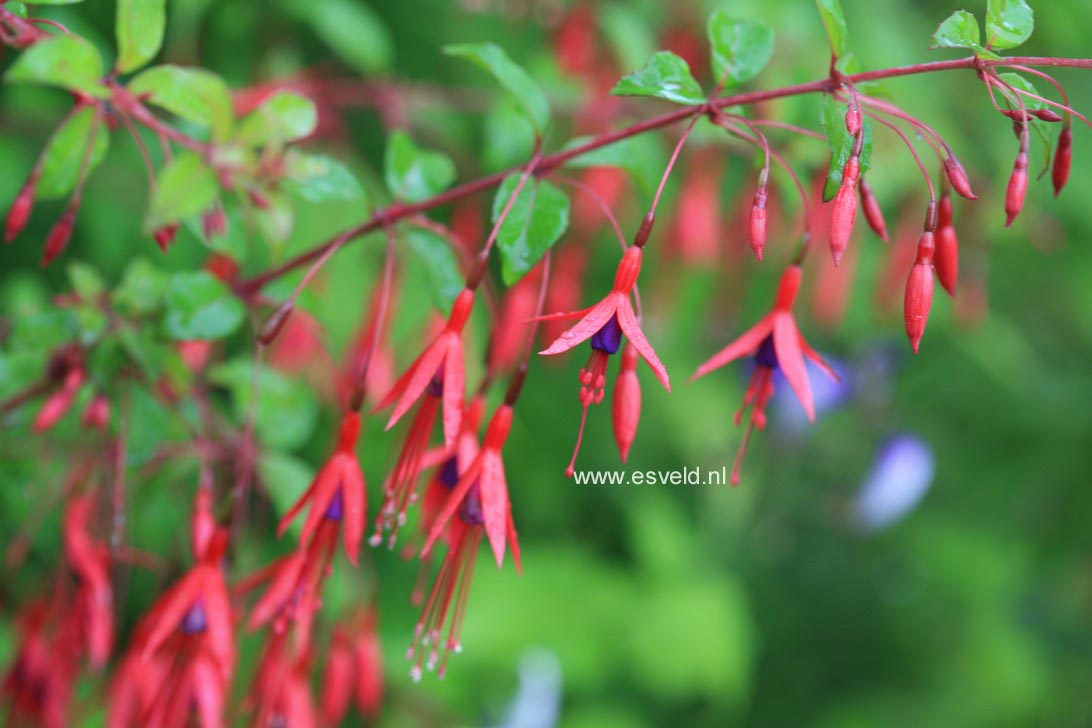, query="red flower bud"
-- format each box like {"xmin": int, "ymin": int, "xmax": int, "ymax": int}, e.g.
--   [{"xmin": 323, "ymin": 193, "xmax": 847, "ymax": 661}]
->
[
  {"xmin": 943, "ymin": 154, "xmax": 977, "ymax": 200},
  {"xmin": 1031, "ymin": 108, "xmax": 1064, "ymax": 123},
  {"xmin": 904, "ymin": 231, "xmax": 936, "ymax": 354},
  {"xmin": 248, "ymin": 188, "xmax": 270, "ymax": 209},
  {"xmin": 40, "ymin": 210, "xmax": 75, "ymax": 267},
  {"xmin": 1005, "ymin": 148, "xmax": 1029, "ymax": 228},
  {"xmin": 748, "ymin": 184, "xmax": 768, "ymax": 261},
  {"xmin": 1053, "ymin": 125, "xmax": 1072, "ymax": 197},
  {"xmin": 5, "ymin": 175, "xmax": 37, "ymax": 243},
  {"xmin": 33, "ymin": 367, "xmax": 86, "ymax": 432},
  {"xmin": 612, "ymin": 345, "xmax": 641, "ymax": 463},
  {"xmin": 829, "ymin": 156, "xmax": 860, "ymax": 266},
  {"xmin": 858, "ymin": 177, "xmax": 887, "ymax": 241},
  {"xmin": 845, "ymin": 106, "xmax": 861, "ymax": 136},
  {"xmin": 80, "ymin": 394, "xmax": 111, "ymax": 431},
  {"xmin": 153, "ymin": 223, "xmax": 178, "ymax": 253},
  {"xmin": 934, "ymin": 194, "xmax": 959, "ymax": 297}
]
